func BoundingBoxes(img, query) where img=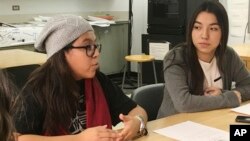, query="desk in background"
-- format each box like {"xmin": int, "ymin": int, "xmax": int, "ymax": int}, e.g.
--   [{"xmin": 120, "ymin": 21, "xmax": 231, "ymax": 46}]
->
[
  {"xmin": 135, "ymin": 106, "xmax": 247, "ymax": 141},
  {"xmin": 231, "ymin": 44, "xmax": 250, "ymax": 71},
  {"xmin": 0, "ymin": 49, "xmax": 47, "ymax": 68},
  {"xmin": 0, "ymin": 23, "xmax": 128, "ymax": 75}
]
